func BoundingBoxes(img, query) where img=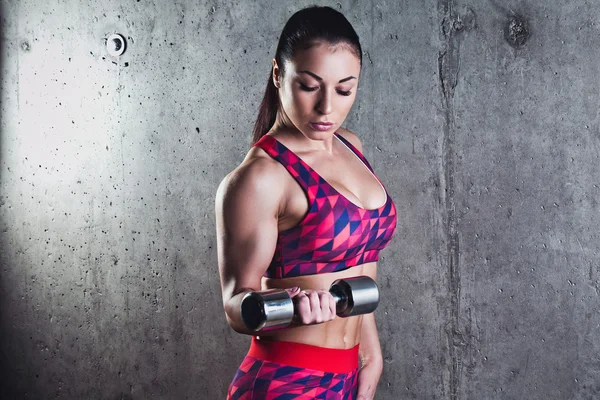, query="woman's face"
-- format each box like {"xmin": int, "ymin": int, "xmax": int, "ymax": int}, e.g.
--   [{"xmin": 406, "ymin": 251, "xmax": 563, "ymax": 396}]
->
[{"xmin": 274, "ymin": 42, "xmax": 361, "ymax": 141}]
